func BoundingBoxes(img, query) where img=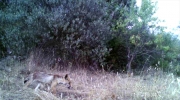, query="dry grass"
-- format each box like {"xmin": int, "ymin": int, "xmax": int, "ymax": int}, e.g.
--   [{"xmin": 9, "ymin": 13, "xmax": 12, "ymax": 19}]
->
[
  {"xmin": 1, "ymin": 57, "xmax": 180, "ymax": 100},
  {"xmin": 65, "ymin": 70, "xmax": 180, "ymax": 100}
]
